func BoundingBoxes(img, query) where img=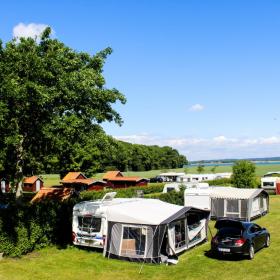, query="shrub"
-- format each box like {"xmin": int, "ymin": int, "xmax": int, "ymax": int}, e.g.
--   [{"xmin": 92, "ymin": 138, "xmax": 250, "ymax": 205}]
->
[
  {"xmin": 206, "ymin": 178, "xmax": 232, "ymax": 186},
  {"xmin": 231, "ymin": 160, "xmax": 257, "ymax": 188},
  {"xmin": 0, "ymin": 199, "xmax": 75, "ymax": 257},
  {"xmin": 79, "ymin": 183, "xmax": 165, "ymax": 201}
]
